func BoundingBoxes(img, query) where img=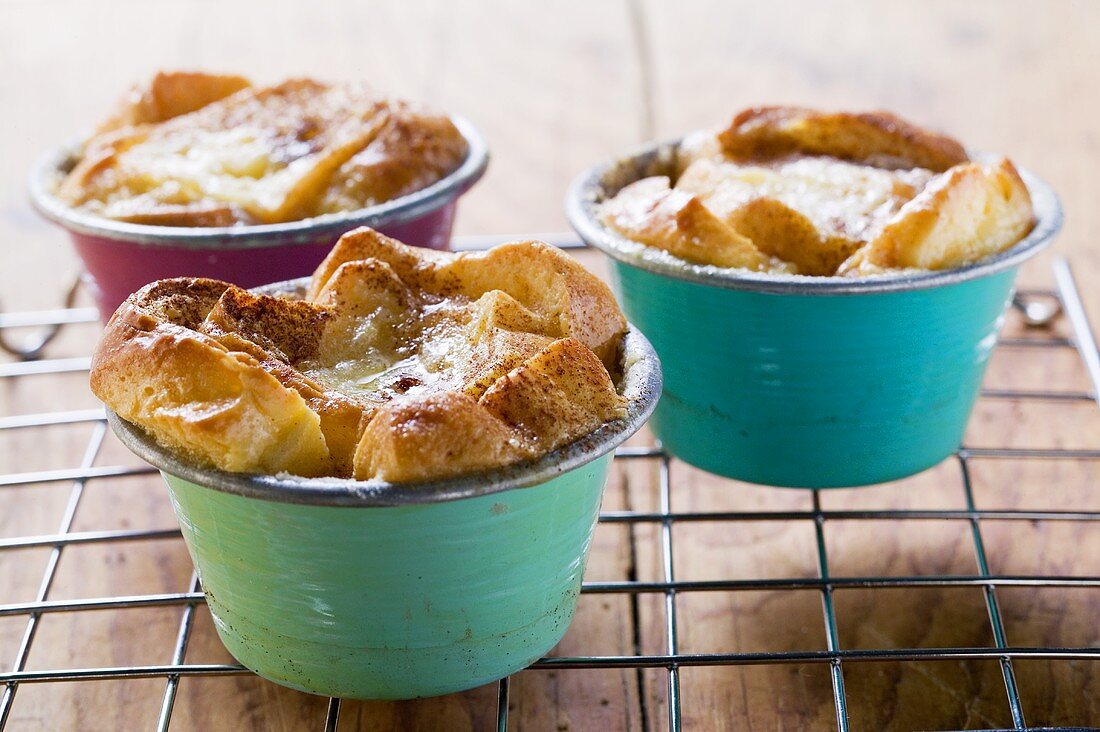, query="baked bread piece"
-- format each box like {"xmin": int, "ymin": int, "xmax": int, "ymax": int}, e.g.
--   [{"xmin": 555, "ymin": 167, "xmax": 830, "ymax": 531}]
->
[
  {"xmin": 58, "ymin": 73, "xmax": 468, "ymax": 227},
  {"xmin": 601, "ymin": 106, "xmax": 1035, "ymax": 276},
  {"xmin": 837, "ymin": 159, "xmax": 1035, "ymax": 274},
  {"xmin": 91, "ymin": 229, "xmax": 628, "ymax": 482},
  {"xmin": 598, "ymin": 177, "xmax": 778, "ymax": 271},
  {"xmin": 715, "ymin": 106, "xmax": 969, "ymax": 172},
  {"xmin": 95, "ymin": 71, "xmax": 251, "ymax": 134},
  {"xmin": 314, "ymin": 104, "xmax": 472, "ymax": 213}
]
